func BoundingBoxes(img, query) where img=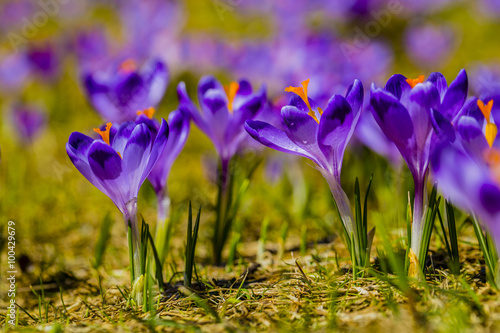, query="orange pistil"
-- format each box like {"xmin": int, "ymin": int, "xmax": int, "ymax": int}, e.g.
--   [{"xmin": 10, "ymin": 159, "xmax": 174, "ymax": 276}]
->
[
  {"xmin": 478, "ymin": 99, "xmax": 497, "ymax": 148},
  {"xmin": 285, "ymin": 79, "xmax": 323, "ymax": 123},
  {"xmin": 224, "ymin": 81, "xmax": 239, "ymax": 113},
  {"xmin": 93, "ymin": 122, "xmax": 113, "ymax": 145},
  {"xmin": 136, "ymin": 107, "xmax": 156, "ymax": 119},
  {"xmin": 118, "ymin": 58, "xmax": 137, "ymax": 73},
  {"xmin": 406, "ymin": 75, "xmax": 425, "ymax": 89}
]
